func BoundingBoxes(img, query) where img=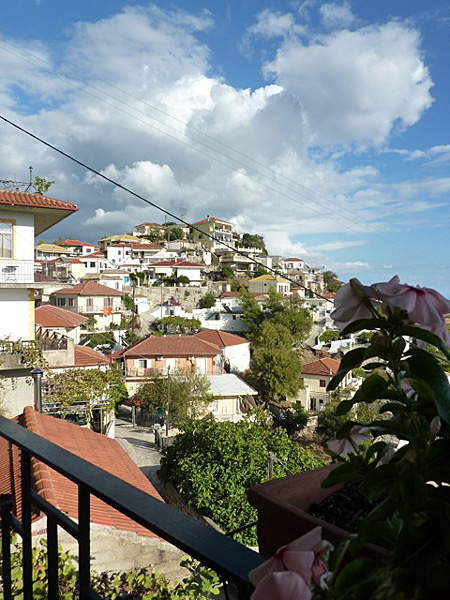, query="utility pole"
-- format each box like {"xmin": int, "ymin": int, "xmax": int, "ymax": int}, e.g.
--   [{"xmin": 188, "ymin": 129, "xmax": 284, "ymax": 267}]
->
[
  {"xmin": 165, "ymin": 365, "xmax": 171, "ymax": 436},
  {"xmin": 267, "ymin": 452, "xmax": 274, "ymax": 481},
  {"xmin": 131, "ymin": 278, "xmax": 136, "ymax": 337}
]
